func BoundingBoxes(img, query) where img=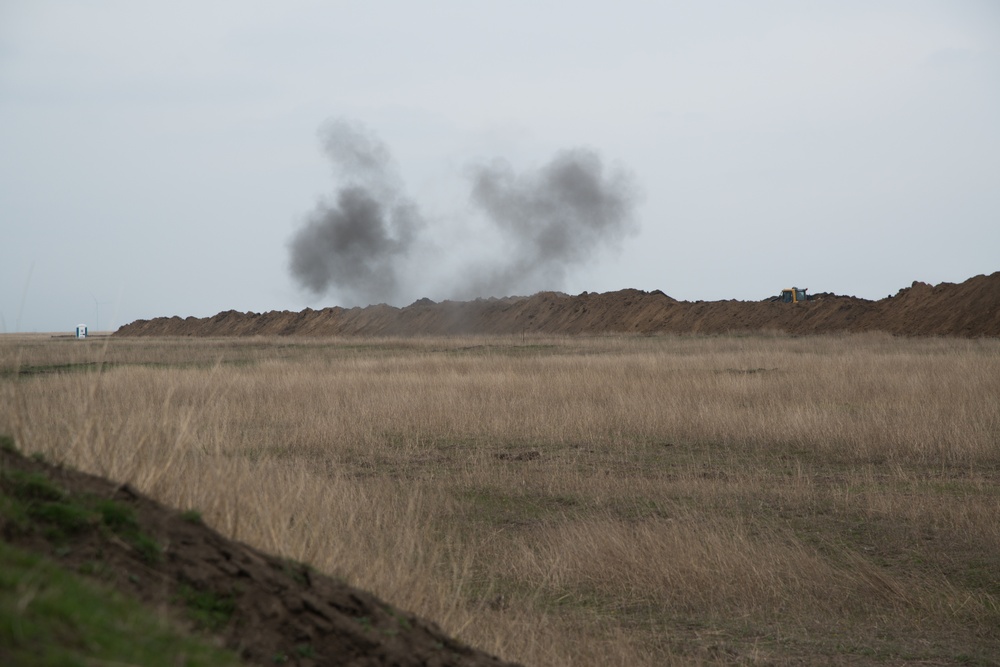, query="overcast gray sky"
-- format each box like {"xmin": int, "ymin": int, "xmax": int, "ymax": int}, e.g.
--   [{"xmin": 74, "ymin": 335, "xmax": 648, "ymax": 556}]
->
[{"xmin": 3, "ymin": 1, "xmax": 998, "ymax": 332}]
